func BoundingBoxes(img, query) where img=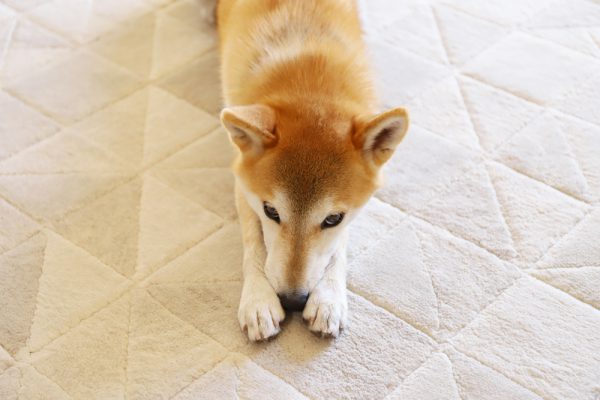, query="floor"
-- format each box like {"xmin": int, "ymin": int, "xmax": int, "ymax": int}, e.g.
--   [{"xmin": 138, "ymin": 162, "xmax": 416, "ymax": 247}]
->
[{"xmin": 0, "ymin": 0, "xmax": 599, "ymax": 399}]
